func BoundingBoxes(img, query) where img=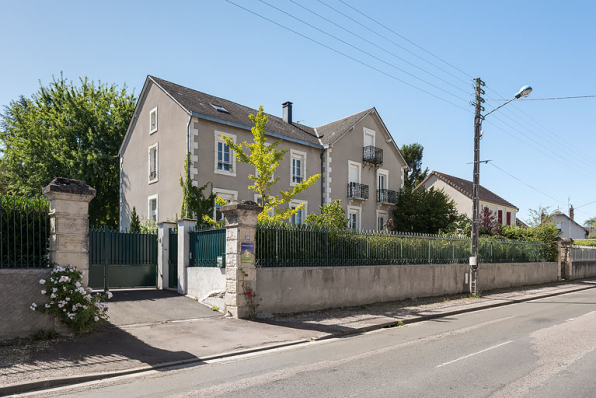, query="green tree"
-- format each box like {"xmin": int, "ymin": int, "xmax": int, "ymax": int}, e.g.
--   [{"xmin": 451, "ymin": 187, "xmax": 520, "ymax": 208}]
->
[
  {"xmin": 584, "ymin": 217, "xmax": 596, "ymax": 227},
  {"xmin": 179, "ymin": 156, "xmax": 216, "ymax": 227},
  {"xmin": 129, "ymin": 207, "xmax": 141, "ymax": 233},
  {"xmin": 305, "ymin": 200, "xmax": 349, "ymax": 229},
  {"xmin": 0, "ymin": 74, "xmax": 136, "ymax": 226},
  {"xmin": 217, "ymin": 106, "xmax": 319, "ymax": 223},
  {"xmin": 500, "ymin": 222, "xmax": 560, "ymax": 261},
  {"xmin": 526, "ymin": 206, "xmax": 555, "ymax": 227},
  {"xmin": 391, "ymin": 187, "xmax": 458, "ymax": 234},
  {"xmin": 401, "ymin": 143, "xmax": 429, "ymax": 189},
  {"xmin": 480, "ymin": 206, "xmax": 499, "ymax": 235}
]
